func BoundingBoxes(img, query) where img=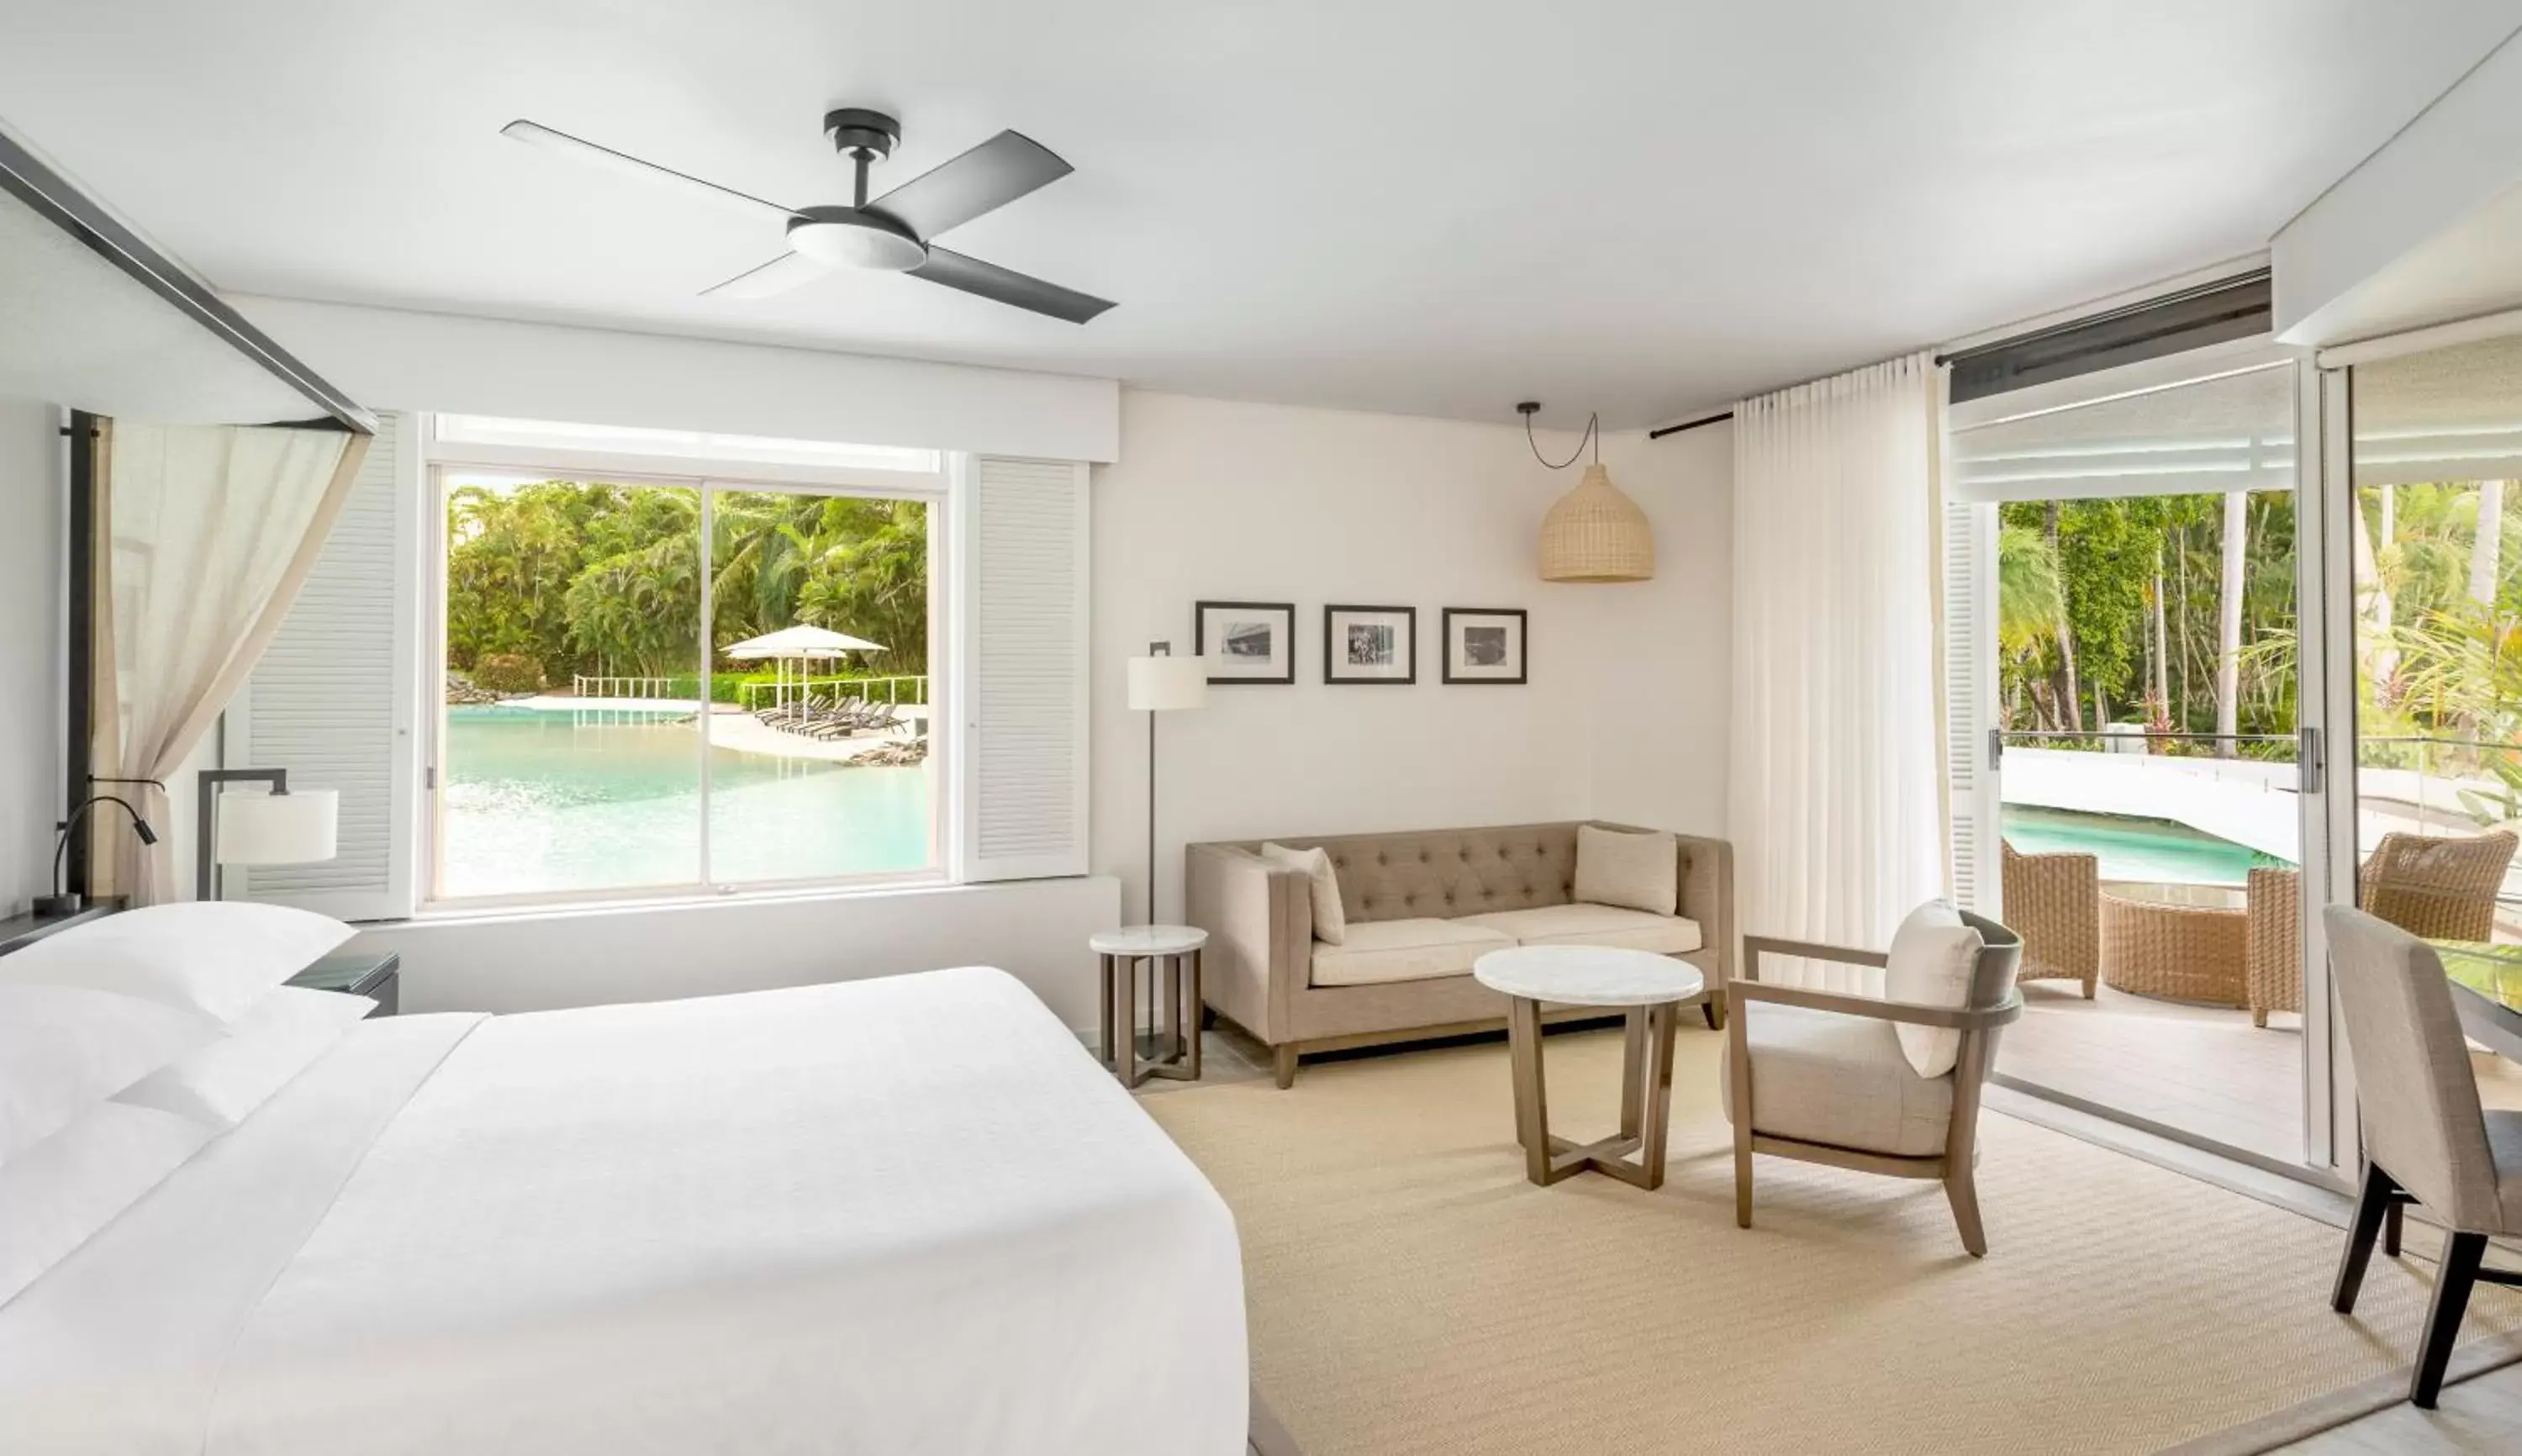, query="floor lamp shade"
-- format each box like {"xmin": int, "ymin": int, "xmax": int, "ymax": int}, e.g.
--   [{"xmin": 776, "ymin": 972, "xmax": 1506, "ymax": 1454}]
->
[
  {"xmin": 1129, "ymin": 655, "xmax": 1210, "ymax": 712},
  {"xmin": 215, "ymin": 789, "xmax": 339, "ymax": 865},
  {"xmin": 1538, "ymin": 463, "xmax": 1654, "ymax": 582}
]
